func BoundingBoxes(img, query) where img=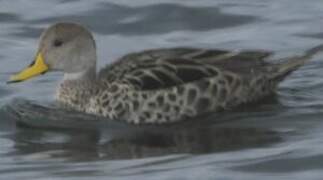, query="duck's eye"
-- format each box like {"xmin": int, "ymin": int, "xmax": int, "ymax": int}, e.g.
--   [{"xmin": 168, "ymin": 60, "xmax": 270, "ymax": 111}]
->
[{"xmin": 53, "ymin": 39, "xmax": 63, "ymax": 47}]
